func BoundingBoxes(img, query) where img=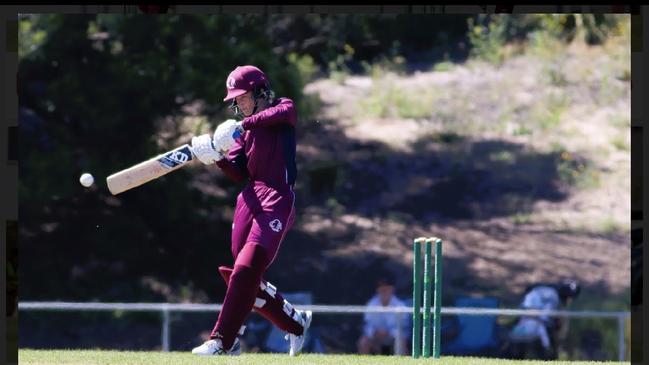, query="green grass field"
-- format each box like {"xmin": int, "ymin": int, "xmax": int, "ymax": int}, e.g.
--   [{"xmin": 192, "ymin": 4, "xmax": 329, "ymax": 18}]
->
[{"xmin": 19, "ymin": 350, "xmax": 630, "ymax": 365}]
